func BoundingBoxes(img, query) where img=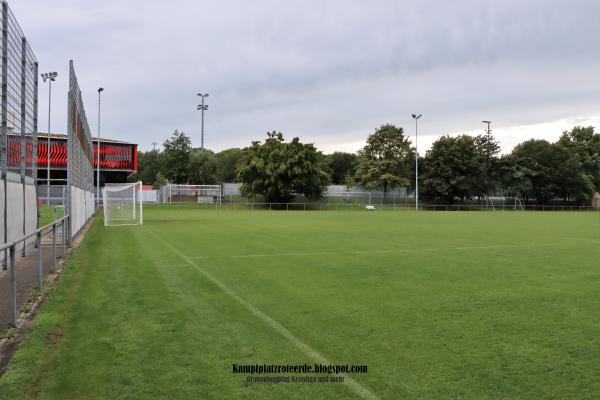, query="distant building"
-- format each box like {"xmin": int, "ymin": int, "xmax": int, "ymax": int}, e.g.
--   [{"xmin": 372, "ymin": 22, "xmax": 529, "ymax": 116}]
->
[
  {"xmin": 36, "ymin": 133, "xmax": 137, "ymax": 203},
  {"xmin": 593, "ymin": 193, "xmax": 600, "ymax": 208}
]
